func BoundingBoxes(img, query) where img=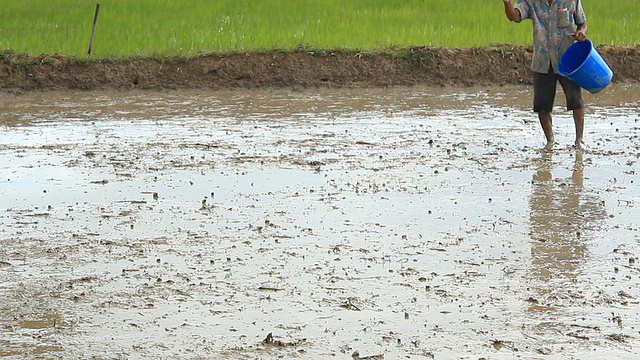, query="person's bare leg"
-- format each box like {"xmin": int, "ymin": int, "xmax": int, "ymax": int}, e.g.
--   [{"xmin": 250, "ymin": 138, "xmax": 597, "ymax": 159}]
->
[
  {"xmin": 573, "ymin": 107, "xmax": 585, "ymax": 150},
  {"xmin": 538, "ymin": 111, "xmax": 555, "ymax": 149}
]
